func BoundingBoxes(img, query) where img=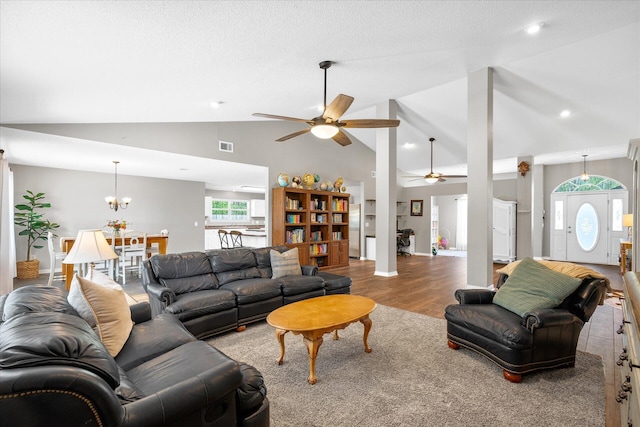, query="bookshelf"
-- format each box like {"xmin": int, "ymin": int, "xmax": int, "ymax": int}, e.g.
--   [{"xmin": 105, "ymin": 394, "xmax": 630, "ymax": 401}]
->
[{"xmin": 272, "ymin": 187, "xmax": 350, "ymax": 268}]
